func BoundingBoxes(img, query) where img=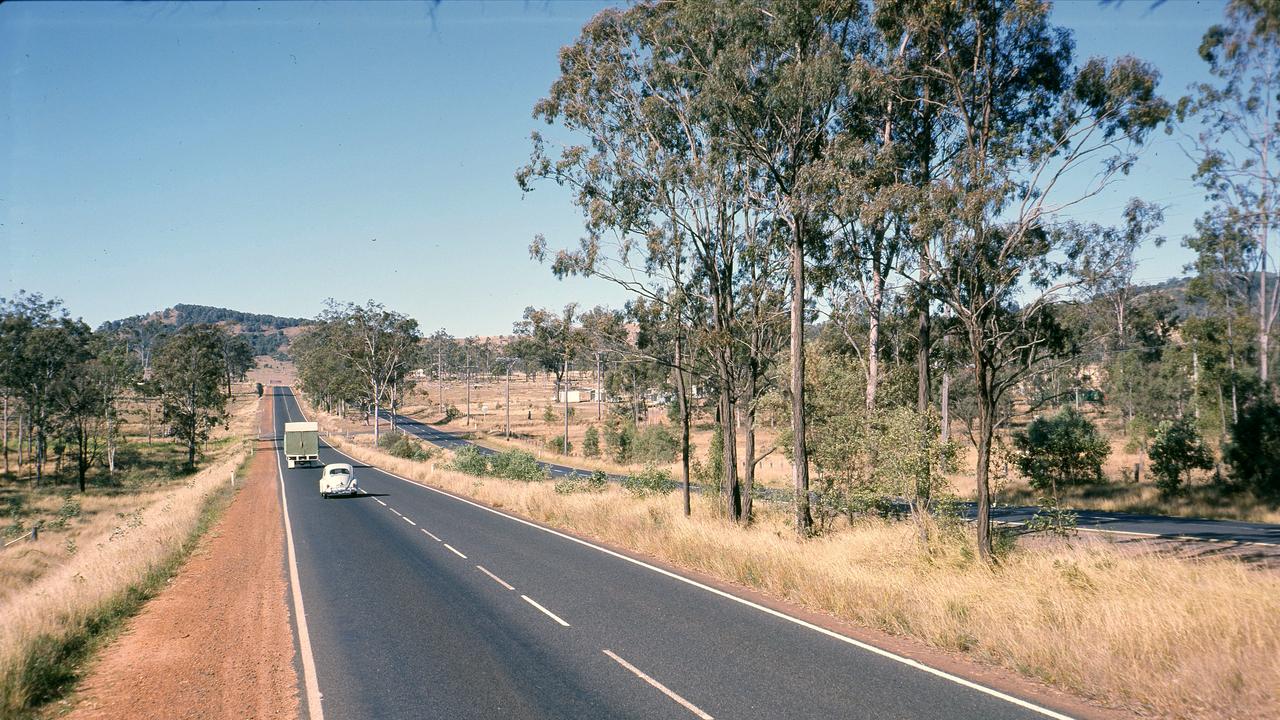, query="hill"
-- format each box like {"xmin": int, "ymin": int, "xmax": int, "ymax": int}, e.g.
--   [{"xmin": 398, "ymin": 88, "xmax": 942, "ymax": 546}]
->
[{"xmin": 98, "ymin": 304, "xmax": 312, "ymax": 358}]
